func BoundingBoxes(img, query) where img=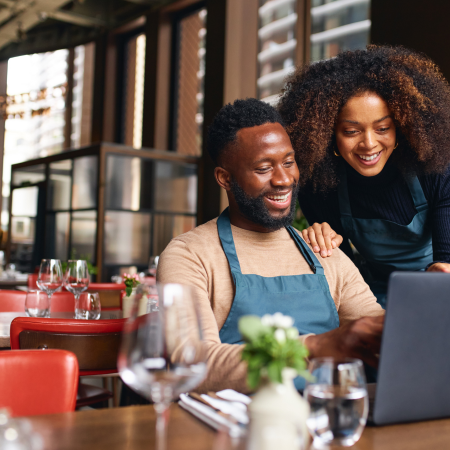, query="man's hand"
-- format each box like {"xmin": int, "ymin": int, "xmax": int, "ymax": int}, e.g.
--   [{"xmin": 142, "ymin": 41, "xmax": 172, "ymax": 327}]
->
[
  {"xmin": 305, "ymin": 315, "xmax": 385, "ymax": 368},
  {"xmin": 301, "ymin": 222, "xmax": 343, "ymax": 258},
  {"xmin": 427, "ymin": 263, "xmax": 450, "ymax": 273}
]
